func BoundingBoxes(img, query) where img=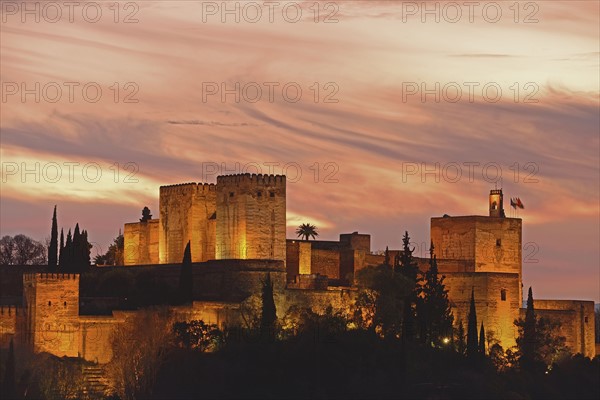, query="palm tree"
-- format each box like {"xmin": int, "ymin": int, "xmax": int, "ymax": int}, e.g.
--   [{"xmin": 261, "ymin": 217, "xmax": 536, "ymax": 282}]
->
[{"xmin": 296, "ymin": 223, "xmax": 318, "ymax": 241}]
